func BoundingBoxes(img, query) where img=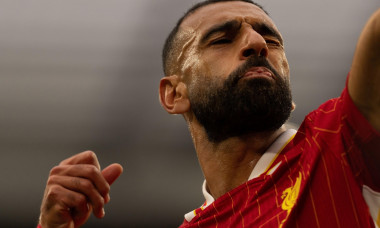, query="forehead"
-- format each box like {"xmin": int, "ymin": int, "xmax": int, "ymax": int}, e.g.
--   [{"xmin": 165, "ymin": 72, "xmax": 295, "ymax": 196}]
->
[{"xmin": 181, "ymin": 1, "xmax": 278, "ymax": 34}]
